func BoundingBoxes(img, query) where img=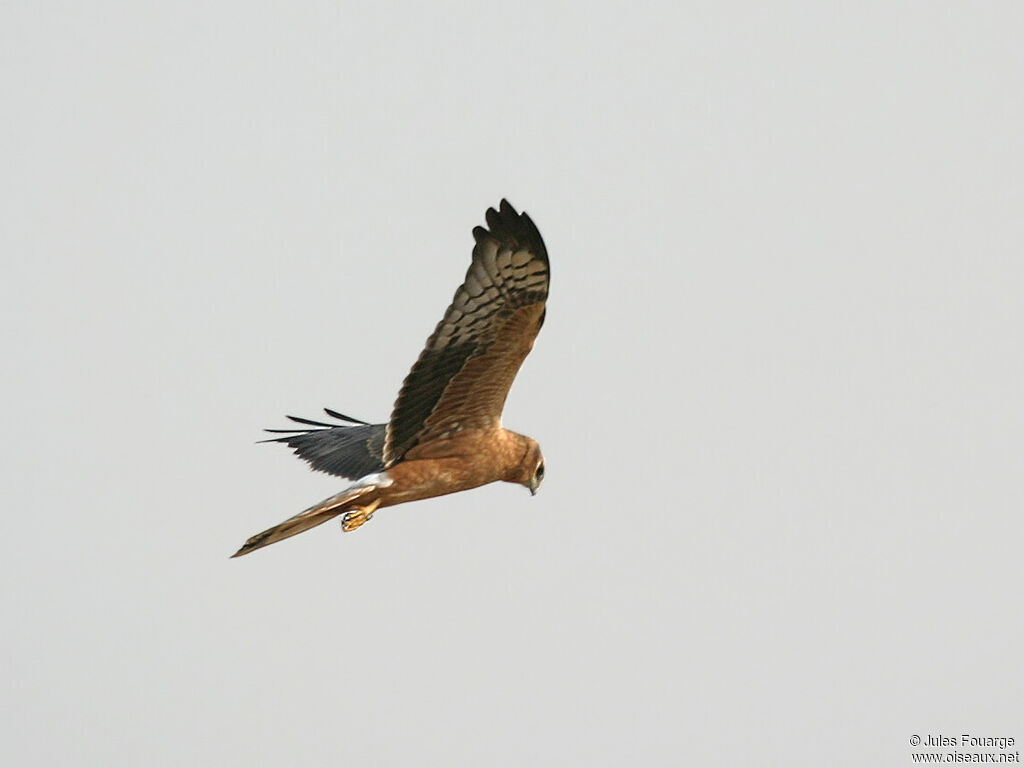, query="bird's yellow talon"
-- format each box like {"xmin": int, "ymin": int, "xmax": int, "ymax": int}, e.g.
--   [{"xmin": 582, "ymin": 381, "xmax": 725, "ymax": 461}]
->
[{"xmin": 342, "ymin": 499, "xmax": 381, "ymax": 532}]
